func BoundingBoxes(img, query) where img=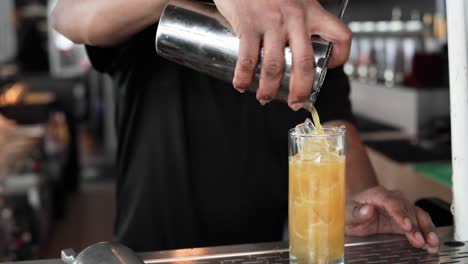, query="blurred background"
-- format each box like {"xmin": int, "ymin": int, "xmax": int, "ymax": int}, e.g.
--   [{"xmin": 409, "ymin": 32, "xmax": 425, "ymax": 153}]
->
[{"xmin": 0, "ymin": 0, "xmax": 453, "ymax": 261}]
